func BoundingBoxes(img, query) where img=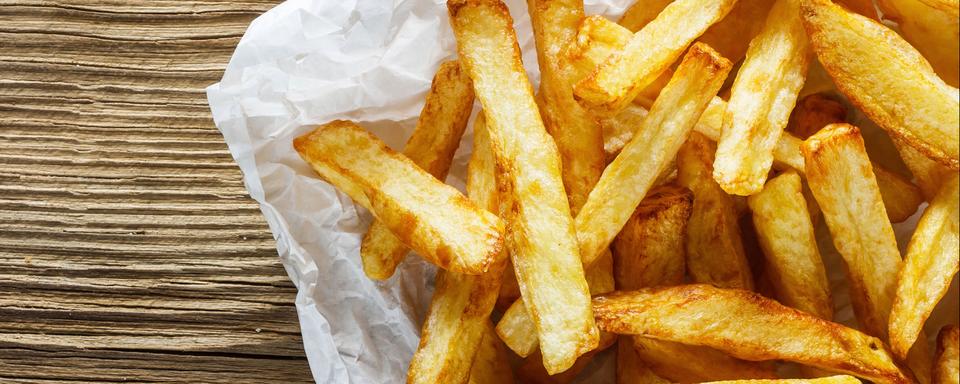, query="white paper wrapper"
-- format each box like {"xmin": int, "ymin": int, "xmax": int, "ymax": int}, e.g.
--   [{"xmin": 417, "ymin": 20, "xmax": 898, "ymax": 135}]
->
[{"xmin": 207, "ymin": 1, "xmax": 957, "ymax": 382}]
